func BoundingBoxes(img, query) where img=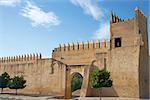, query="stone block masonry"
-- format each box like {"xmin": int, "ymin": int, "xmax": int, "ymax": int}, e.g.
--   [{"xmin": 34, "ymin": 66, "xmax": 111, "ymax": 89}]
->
[{"xmin": 0, "ymin": 8, "xmax": 149, "ymax": 99}]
